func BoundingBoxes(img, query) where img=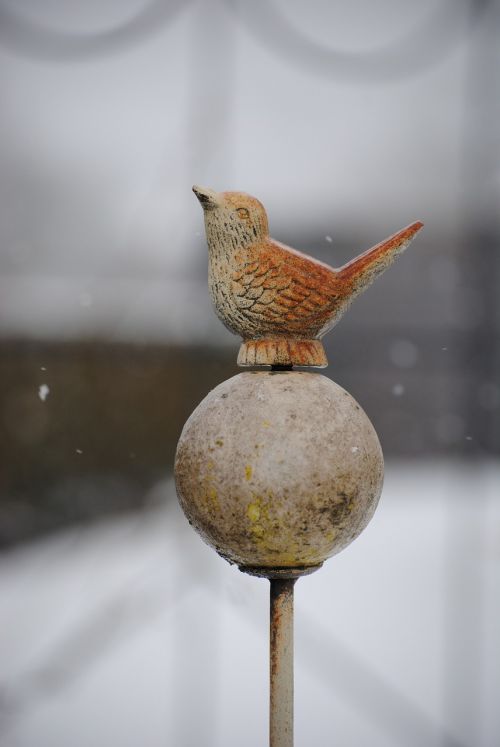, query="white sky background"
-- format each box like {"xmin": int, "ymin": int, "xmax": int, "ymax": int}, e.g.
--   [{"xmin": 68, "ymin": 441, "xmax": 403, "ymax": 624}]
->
[{"xmin": 0, "ymin": 0, "xmax": 496, "ymax": 341}]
